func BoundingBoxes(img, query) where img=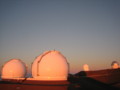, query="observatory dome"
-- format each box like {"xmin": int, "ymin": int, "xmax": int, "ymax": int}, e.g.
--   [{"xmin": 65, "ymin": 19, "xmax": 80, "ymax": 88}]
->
[
  {"xmin": 111, "ymin": 61, "xmax": 119, "ymax": 69},
  {"xmin": 32, "ymin": 50, "xmax": 69, "ymax": 81},
  {"xmin": 1, "ymin": 59, "xmax": 26, "ymax": 79},
  {"xmin": 83, "ymin": 64, "xmax": 89, "ymax": 71}
]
